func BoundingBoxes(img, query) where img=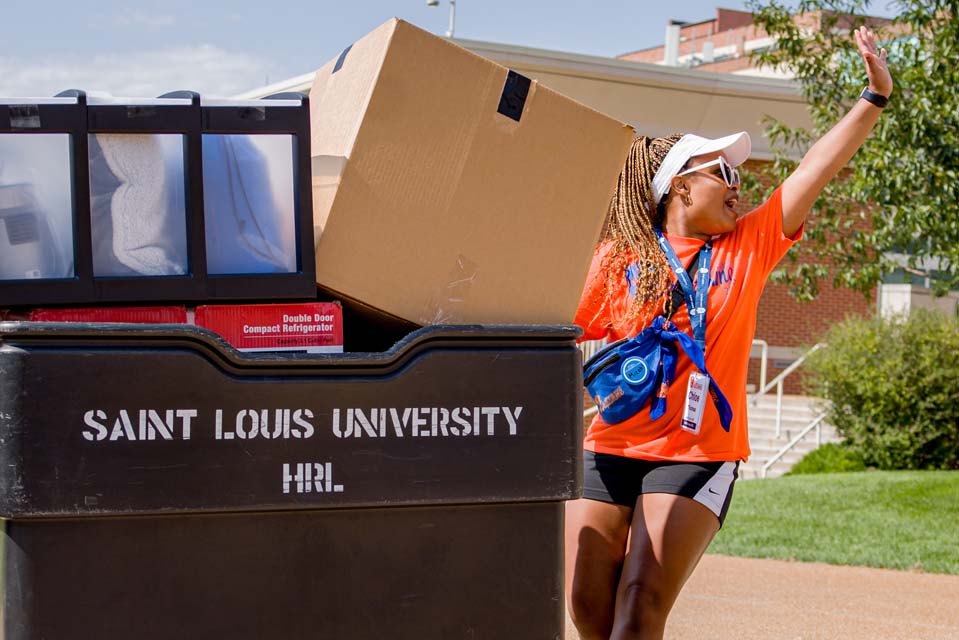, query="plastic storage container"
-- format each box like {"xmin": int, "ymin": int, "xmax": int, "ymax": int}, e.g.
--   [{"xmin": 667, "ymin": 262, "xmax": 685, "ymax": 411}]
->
[
  {"xmin": 0, "ymin": 95, "xmax": 87, "ymax": 302},
  {"xmin": 0, "ymin": 90, "xmax": 315, "ymax": 307},
  {"xmin": 0, "ymin": 321, "xmax": 583, "ymax": 639}
]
